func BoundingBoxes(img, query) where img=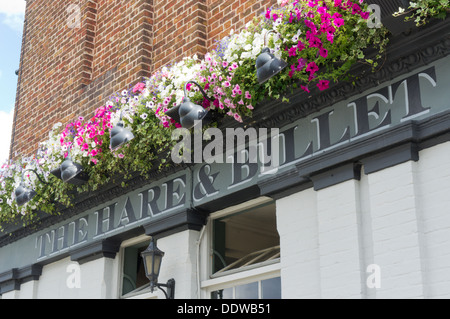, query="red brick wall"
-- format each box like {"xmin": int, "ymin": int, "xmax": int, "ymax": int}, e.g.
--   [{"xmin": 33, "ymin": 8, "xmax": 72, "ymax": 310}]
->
[{"xmin": 11, "ymin": 0, "xmax": 277, "ymax": 158}]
